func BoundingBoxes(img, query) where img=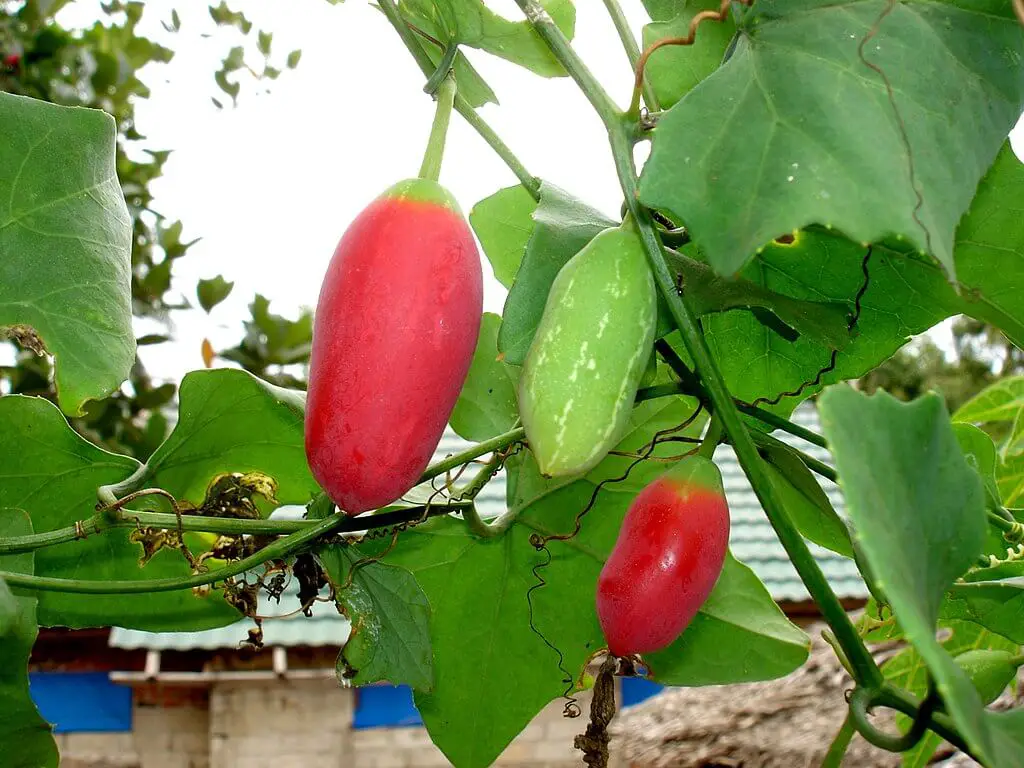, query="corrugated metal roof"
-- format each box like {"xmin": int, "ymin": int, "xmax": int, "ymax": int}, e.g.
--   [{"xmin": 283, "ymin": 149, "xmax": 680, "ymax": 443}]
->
[{"xmin": 109, "ymin": 404, "xmax": 864, "ymax": 651}]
